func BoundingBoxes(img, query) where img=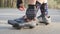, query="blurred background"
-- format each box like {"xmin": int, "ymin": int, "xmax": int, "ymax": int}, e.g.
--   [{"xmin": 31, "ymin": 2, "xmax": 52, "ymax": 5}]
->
[{"xmin": 0, "ymin": 0, "xmax": 60, "ymax": 9}]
